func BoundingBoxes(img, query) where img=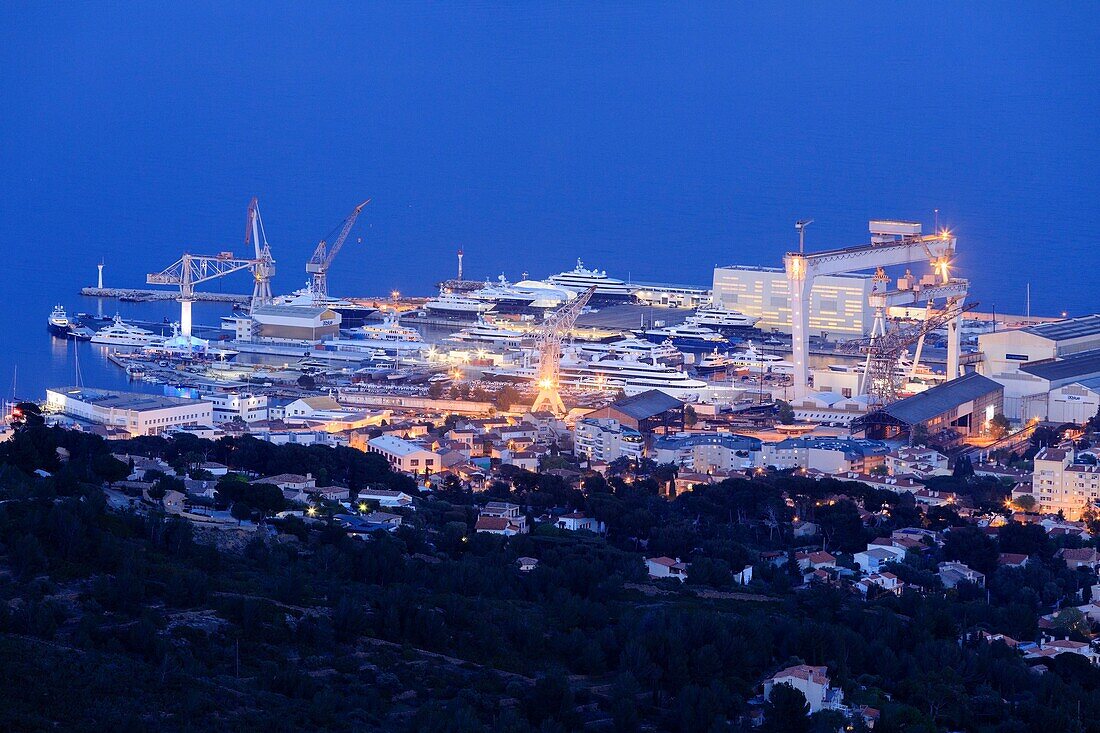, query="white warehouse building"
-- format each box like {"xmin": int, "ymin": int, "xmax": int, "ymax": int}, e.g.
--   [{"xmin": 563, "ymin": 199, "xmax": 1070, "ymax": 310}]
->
[
  {"xmin": 711, "ymin": 265, "xmax": 874, "ymax": 338},
  {"xmin": 977, "ymin": 315, "xmax": 1100, "ymax": 422},
  {"xmin": 46, "ymin": 386, "xmax": 213, "ymax": 437}
]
